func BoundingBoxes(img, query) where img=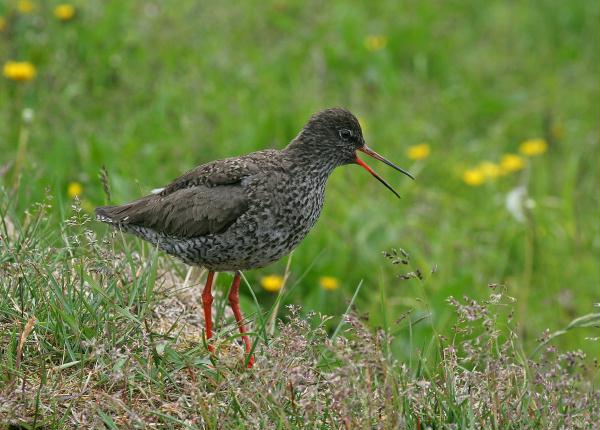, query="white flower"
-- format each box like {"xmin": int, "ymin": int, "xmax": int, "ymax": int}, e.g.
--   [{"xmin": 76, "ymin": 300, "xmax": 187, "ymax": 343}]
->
[
  {"xmin": 505, "ymin": 186, "xmax": 535, "ymax": 223},
  {"xmin": 22, "ymin": 107, "xmax": 34, "ymax": 124}
]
